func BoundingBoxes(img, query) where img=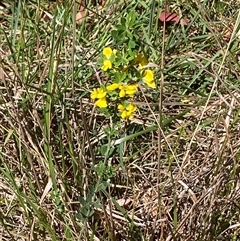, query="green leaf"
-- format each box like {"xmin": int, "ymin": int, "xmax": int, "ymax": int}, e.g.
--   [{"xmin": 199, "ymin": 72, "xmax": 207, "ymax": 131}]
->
[{"xmin": 128, "ymin": 39, "xmax": 136, "ymax": 49}]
